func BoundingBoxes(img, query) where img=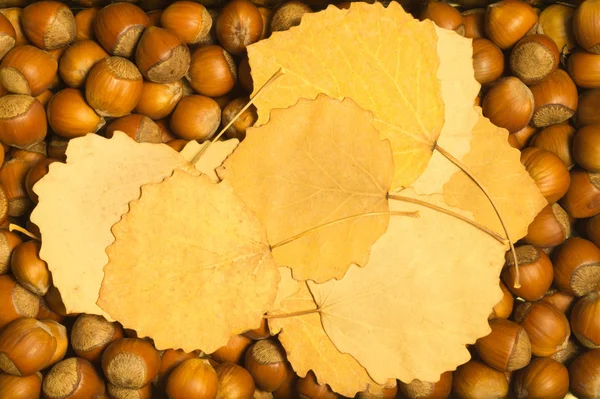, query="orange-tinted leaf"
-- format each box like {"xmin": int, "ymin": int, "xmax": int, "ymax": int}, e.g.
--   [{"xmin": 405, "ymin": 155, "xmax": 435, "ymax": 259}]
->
[
  {"xmin": 31, "ymin": 133, "xmax": 187, "ymax": 316},
  {"xmin": 180, "ymin": 139, "xmax": 239, "ymax": 182},
  {"xmin": 98, "ymin": 171, "xmax": 279, "ymax": 352},
  {"xmin": 308, "ymin": 190, "xmax": 507, "ymax": 384},
  {"xmin": 248, "ymin": 2, "xmax": 444, "ymax": 189},
  {"xmin": 219, "ymin": 95, "xmax": 393, "ymax": 282}
]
